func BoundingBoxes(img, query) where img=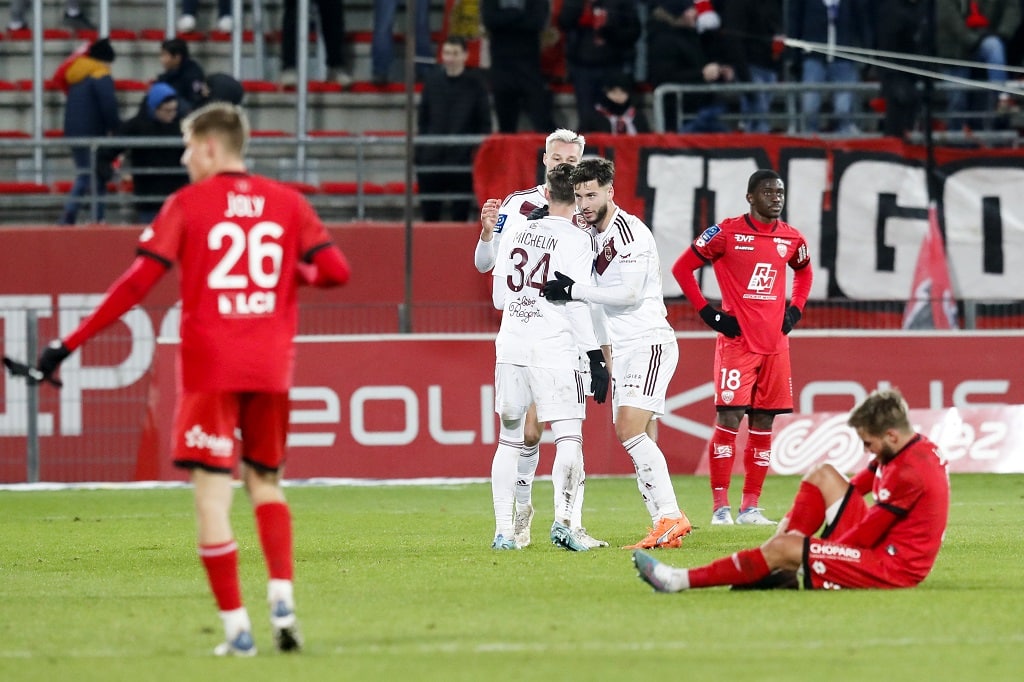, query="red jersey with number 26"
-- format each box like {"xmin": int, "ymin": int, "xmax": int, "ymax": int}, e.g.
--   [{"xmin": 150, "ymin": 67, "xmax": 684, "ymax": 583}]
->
[
  {"xmin": 140, "ymin": 172, "xmax": 334, "ymax": 392},
  {"xmin": 692, "ymin": 214, "xmax": 810, "ymax": 354}
]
